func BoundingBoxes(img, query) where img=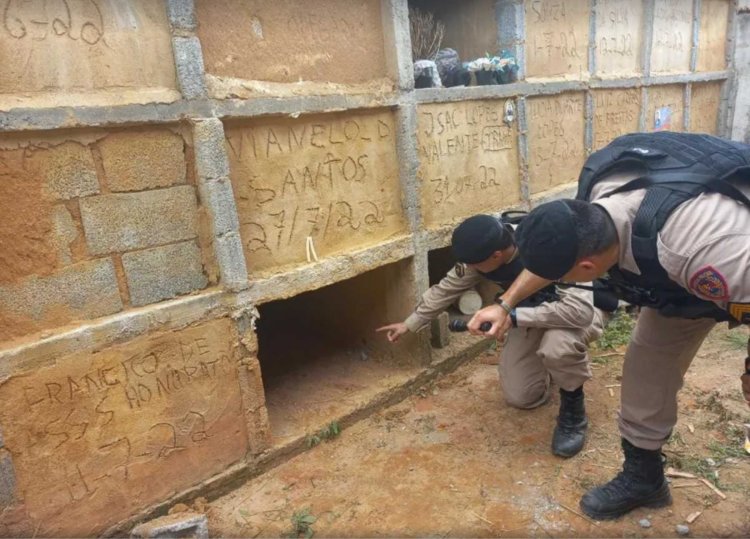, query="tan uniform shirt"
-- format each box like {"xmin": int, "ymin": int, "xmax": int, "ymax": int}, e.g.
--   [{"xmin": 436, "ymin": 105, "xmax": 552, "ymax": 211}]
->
[
  {"xmin": 404, "ymin": 253, "xmax": 598, "ymax": 332},
  {"xmin": 592, "ymin": 173, "xmax": 750, "ymax": 323}
]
